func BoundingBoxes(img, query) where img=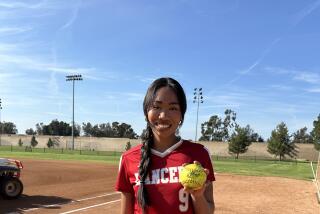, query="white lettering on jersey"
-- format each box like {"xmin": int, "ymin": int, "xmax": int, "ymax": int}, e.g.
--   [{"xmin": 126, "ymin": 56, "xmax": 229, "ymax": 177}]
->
[
  {"xmin": 169, "ymin": 167, "xmax": 178, "ymax": 183},
  {"xmin": 134, "ymin": 166, "xmax": 183, "ymax": 186},
  {"xmin": 160, "ymin": 168, "xmax": 169, "ymax": 183},
  {"xmin": 151, "ymin": 169, "xmax": 160, "ymax": 184}
]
